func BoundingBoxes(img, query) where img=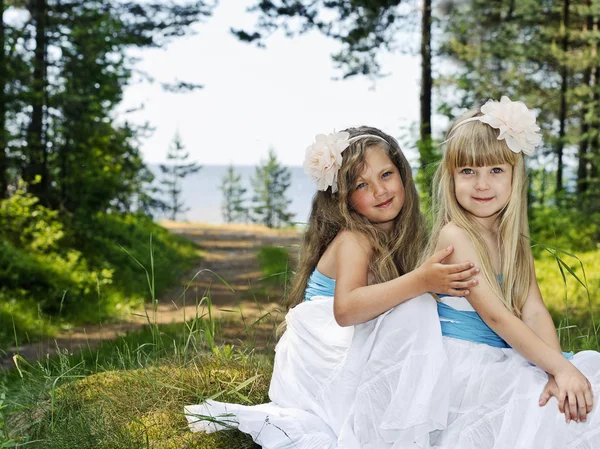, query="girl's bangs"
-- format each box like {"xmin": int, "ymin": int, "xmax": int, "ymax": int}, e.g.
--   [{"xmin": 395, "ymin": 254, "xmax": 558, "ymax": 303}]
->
[
  {"xmin": 343, "ymin": 140, "xmax": 389, "ymax": 187},
  {"xmin": 445, "ymin": 121, "xmax": 517, "ymax": 169}
]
